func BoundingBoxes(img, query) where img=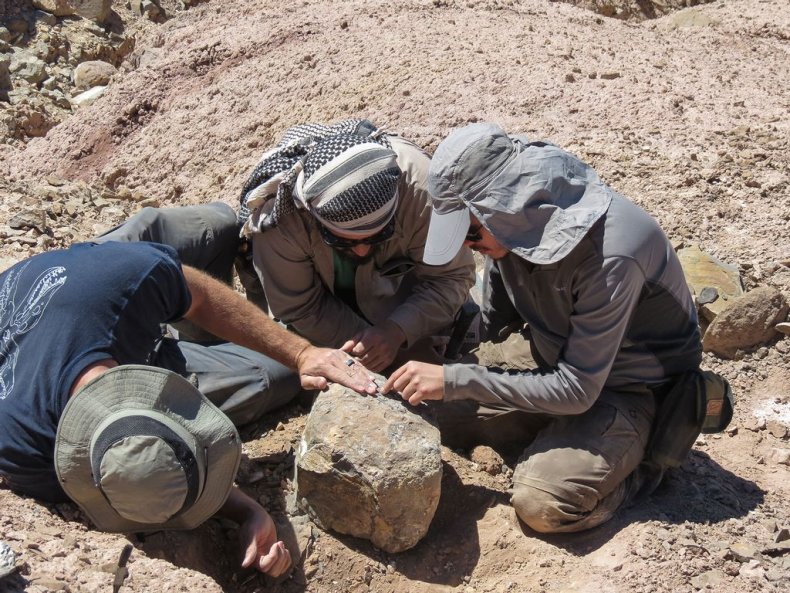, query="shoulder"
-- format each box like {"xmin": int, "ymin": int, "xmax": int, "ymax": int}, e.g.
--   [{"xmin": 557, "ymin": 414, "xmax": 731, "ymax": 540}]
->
[{"xmin": 388, "ymin": 135, "xmax": 431, "ymax": 183}]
